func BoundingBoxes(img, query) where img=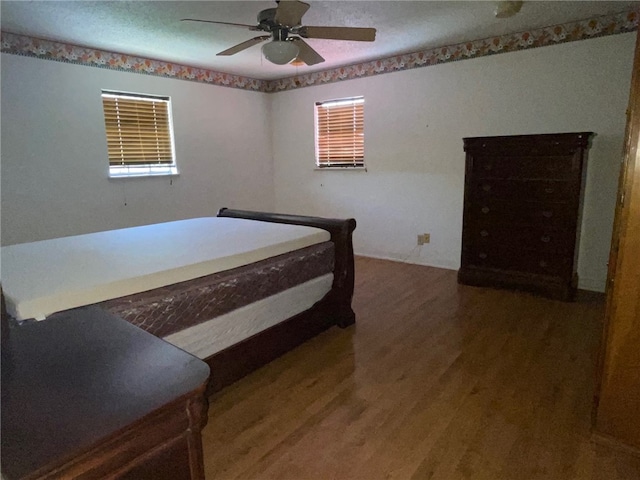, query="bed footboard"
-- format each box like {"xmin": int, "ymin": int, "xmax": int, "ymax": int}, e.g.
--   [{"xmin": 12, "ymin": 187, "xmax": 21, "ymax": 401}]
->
[{"xmin": 217, "ymin": 208, "xmax": 357, "ymax": 328}]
